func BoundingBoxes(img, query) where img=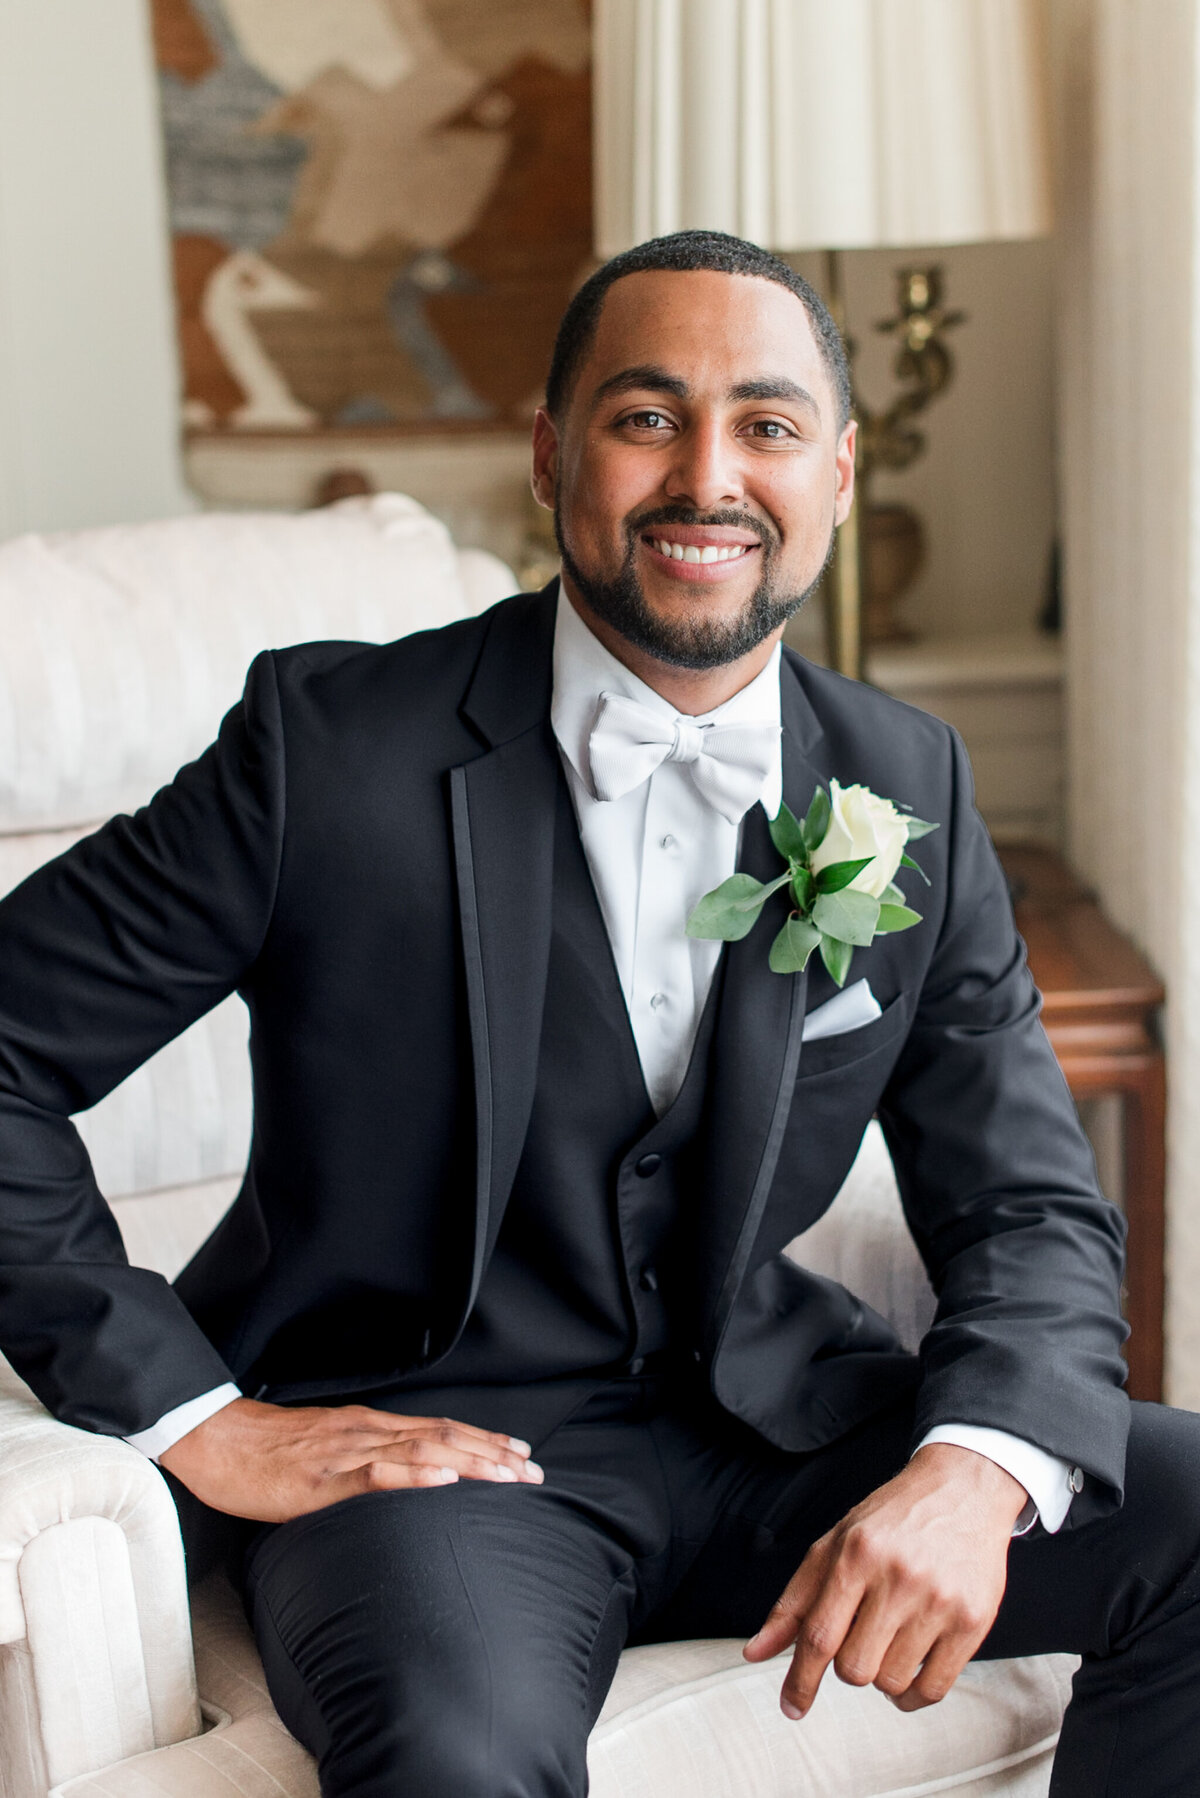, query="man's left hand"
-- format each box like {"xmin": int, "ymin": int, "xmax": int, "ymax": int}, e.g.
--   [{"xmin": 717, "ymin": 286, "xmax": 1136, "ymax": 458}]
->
[{"xmin": 742, "ymin": 1443, "xmax": 1028, "ymax": 1718}]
